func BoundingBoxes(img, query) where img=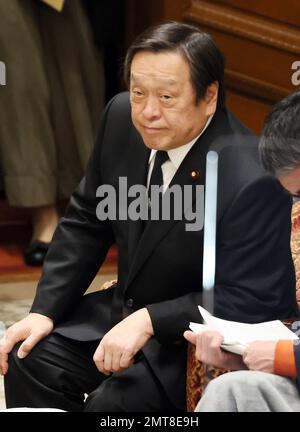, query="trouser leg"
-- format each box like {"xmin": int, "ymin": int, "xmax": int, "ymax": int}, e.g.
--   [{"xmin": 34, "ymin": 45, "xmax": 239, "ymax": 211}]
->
[
  {"xmin": 195, "ymin": 370, "xmax": 300, "ymax": 412},
  {"xmin": 4, "ymin": 333, "xmax": 103, "ymax": 411},
  {"xmin": 84, "ymin": 353, "xmax": 177, "ymax": 412}
]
